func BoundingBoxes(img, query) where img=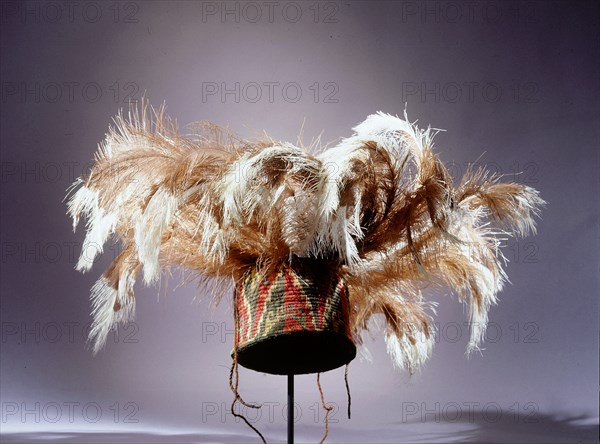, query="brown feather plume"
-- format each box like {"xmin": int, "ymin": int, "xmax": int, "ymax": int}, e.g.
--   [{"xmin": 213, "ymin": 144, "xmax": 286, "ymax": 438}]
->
[{"xmin": 67, "ymin": 100, "xmax": 545, "ymax": 370}]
